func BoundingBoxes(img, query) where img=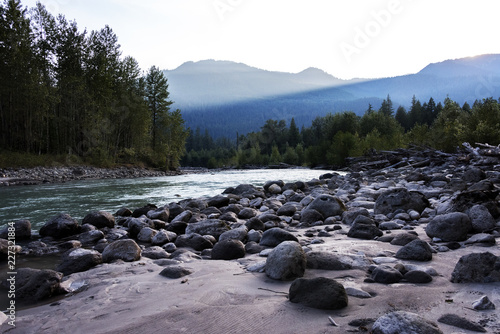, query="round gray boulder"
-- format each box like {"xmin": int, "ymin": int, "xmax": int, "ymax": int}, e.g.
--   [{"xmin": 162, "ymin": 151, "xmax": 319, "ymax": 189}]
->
[
  {"xmin": 39, "ymin": 213, "xmax": 80, "ymax": 239},
  {"xmin": 372, "ymin": 311, "xmax": 443, "ymax": 334},
  {"xmin": 0, "ymin": 220, "xmax": 31, "ymax": 240},
  {"xmin": 259, "ymin": 227, "xmax": 298, "ymax": 247},
  {"xmin": 306, "ymin": 194, "xmax": 346, "ymax": 218},
  {"xmin": 395, "ymin": 239, "xmax": 433, "ymax": 262},
  {"xmin": 211, "ymin": 239, "xmax": 246, "ymax": 260},
  {"xmin": 374, "ymin": 188, "xmax": 429, "ymax": 215},
  {"xmin": 82, "ymin": 211, "xmax": 115, "ymax": 229},
  {"xmin": 102, "ymin": 239, "xmax": 141, "ymax": 262},
  {"xmin": 425, "ymin": 212, "xmax": 472, "ymax": 241},
  {"xmin": 468, "ymin": 204, "xmax": 496, "ymax": 233},
  {"xmin": 265, "ymin": 241, "xmax": 306, "ymax": 280},
  {"xmin": 56, "ymin": 248, "xmax": 103, "ymax": 275},
  {"xmin": 450, "ymin": 252, "xmax": 500, "ymax": 283}
]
